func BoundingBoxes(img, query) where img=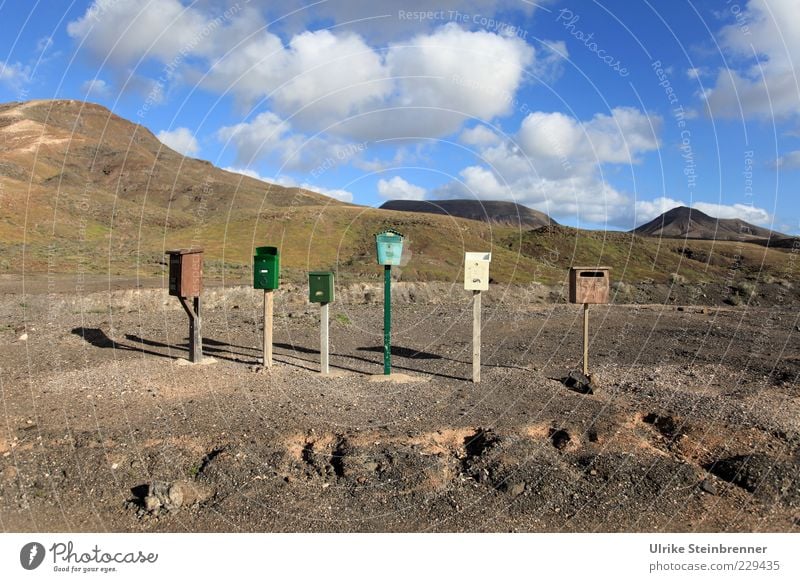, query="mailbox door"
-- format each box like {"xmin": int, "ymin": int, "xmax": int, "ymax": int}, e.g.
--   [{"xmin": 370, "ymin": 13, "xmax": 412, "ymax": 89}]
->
[
  {"xmin": 376, "ymin": 234, "xmax": 404, "ymax": 265},
  {"xmin": 308, "ymin": 272, "xmax": 334, "ymax": 303},
  {"xmin": 464, "ymin": 261, "xmax": 490, "ymax": 291},
  {"xmin": 254, "ymin": 256, "xmax": 280, "ymax": 290},
  {"xmin": 168, "ymin": 254, "xmax": 181, "ymax": 296},
  {"xmin": 180, "ymin": 253, "xmax": 203, "ymax": 297},
  {"xmin": 573, "ymin": 270, "xmax": 609, "ymax": 304}
]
